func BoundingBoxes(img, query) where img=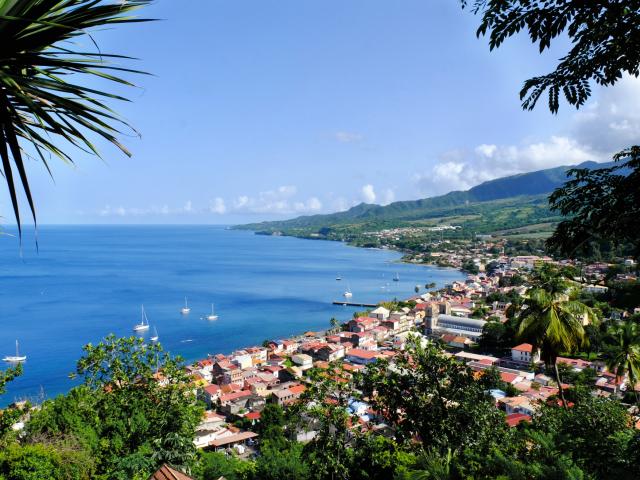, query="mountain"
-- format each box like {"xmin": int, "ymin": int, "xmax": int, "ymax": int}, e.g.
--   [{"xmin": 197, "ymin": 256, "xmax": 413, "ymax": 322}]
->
[{"xmin": 237, "ymin": 161, "xmax": 609, "ymax": 236}]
